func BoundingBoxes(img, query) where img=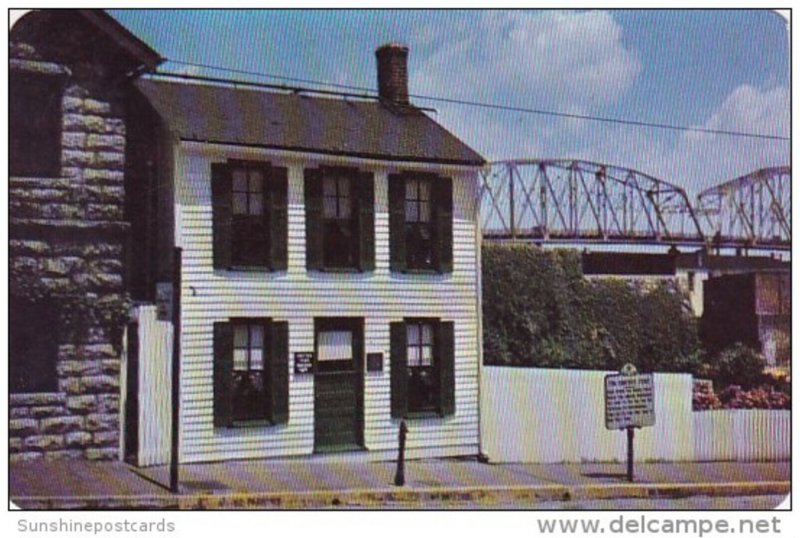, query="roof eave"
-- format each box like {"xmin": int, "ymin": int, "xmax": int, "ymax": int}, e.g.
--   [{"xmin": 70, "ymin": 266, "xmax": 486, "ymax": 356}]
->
[
  {"xmin": 180, "ymin": 137, "xmax": 486, "ymax": 168},
  {"xmin": 78, "ymin": 9, "xmax": 164, "ymax": 72}
]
